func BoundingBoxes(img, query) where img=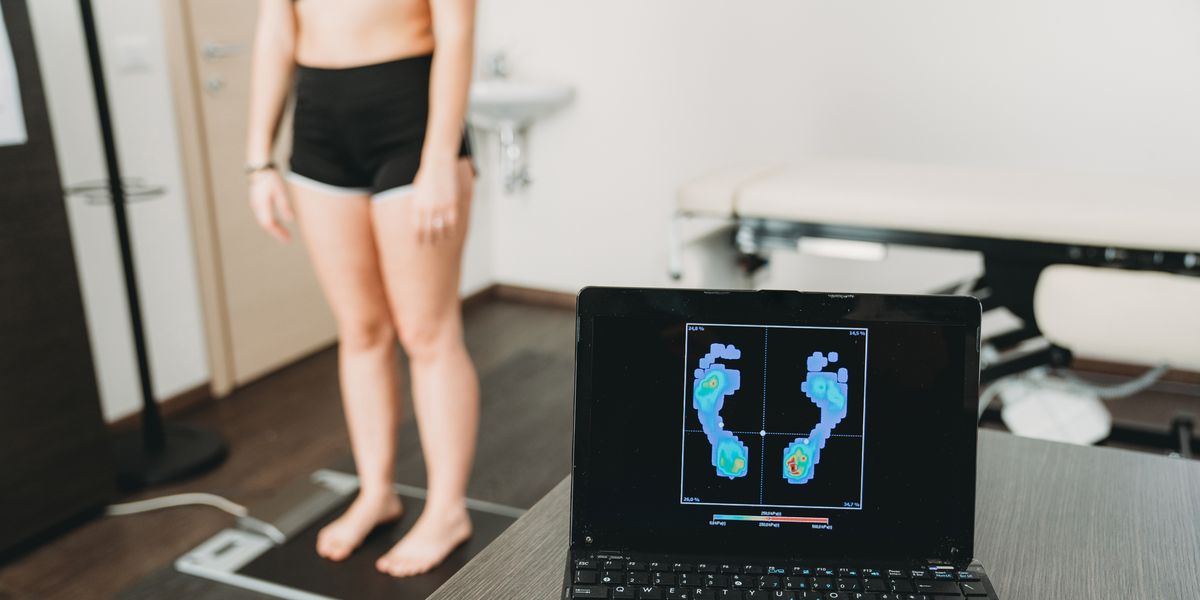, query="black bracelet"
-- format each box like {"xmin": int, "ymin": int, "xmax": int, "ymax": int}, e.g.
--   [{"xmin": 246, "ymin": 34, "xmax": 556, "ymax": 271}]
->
[{"xmin": 244, "ymin": 161, "xmax": 276, "ymax": 175}]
